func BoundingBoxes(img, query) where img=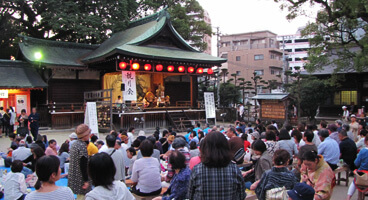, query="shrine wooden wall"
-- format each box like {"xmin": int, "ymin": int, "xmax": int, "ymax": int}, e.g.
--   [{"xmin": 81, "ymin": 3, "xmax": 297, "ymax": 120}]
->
[{"xmin": 260, "ymin": 100, "xmax": 285, "ymax": 120}]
